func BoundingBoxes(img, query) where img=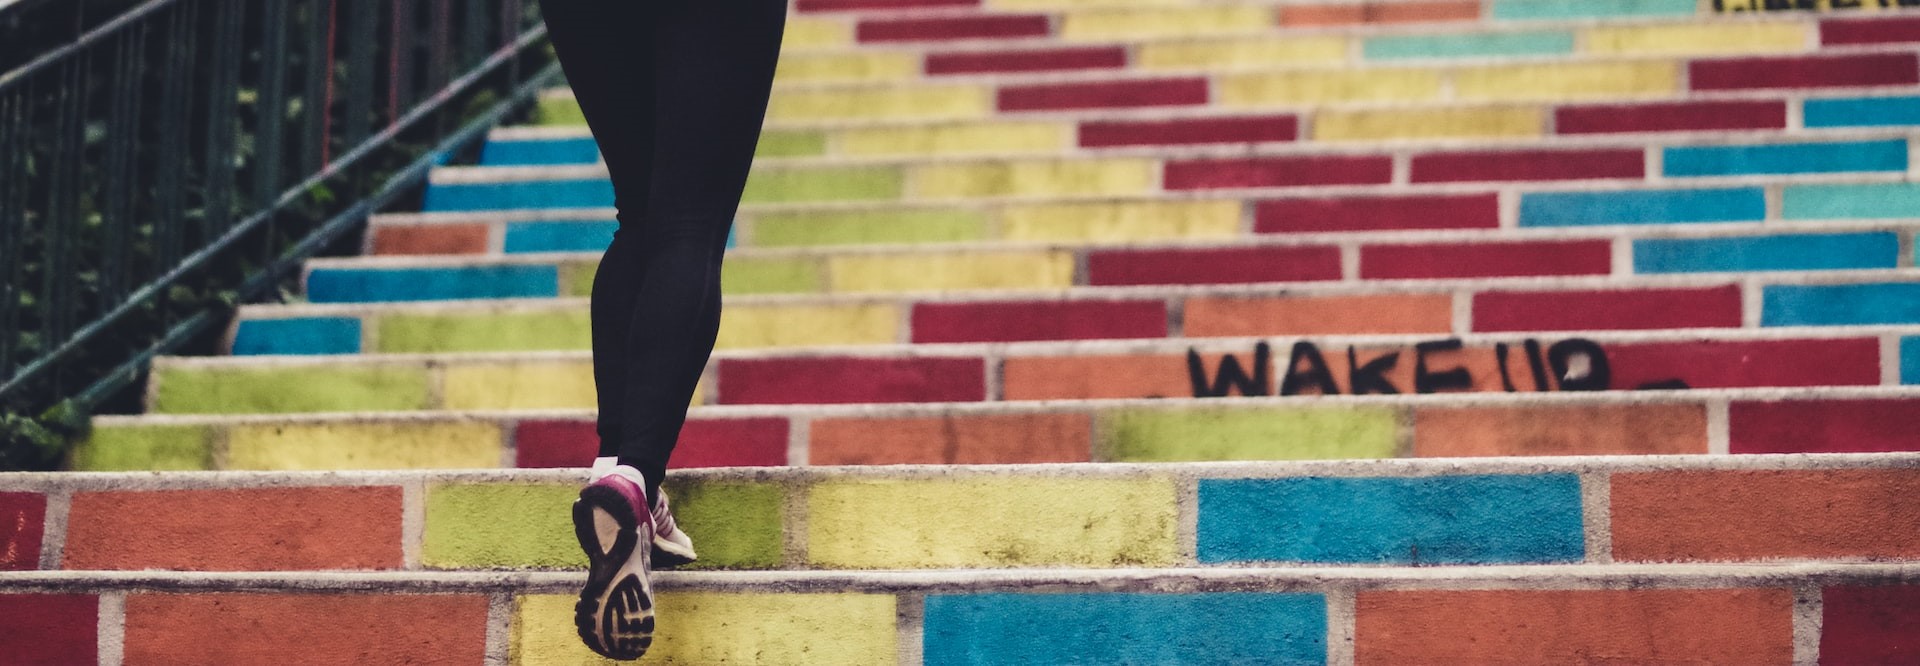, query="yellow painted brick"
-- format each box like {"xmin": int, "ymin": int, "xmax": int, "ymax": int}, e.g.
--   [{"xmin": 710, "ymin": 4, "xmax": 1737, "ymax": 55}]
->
[
  {"xmin": 768, "ymin": 86, "xmax": 992, "ymax": 123},
  {"xmin": 1455, "ymin": 61, "xmax": 1679, "ymax": 101},
  {"xmin": 1315, "ymin": 106, "xmax": 1545, "ymax": 141},
  {"xmin": 782, "ymin": 17, "xmax": 851, "ymax": 49},
  {"xmin": 807, "ymin": 477, "xmax": 1179, "ymax": 568},
  {"xmin": 840, "ymin": 122, "xmax": 1072, "ymax": 157},
  {"xmin": 912, "ymin": 159, "xmax": 1158, "ymax": 199},
  {"xmin": 992, "ymin": 0, "xmax": 1185, "ymax": 9},
  {"xmin": 774, "ymin": 52, "xmax": 920, "ymax": 83},
  {"xmin": 1138, "ymin": 37, "xmax": 1350, "ymax": 71},
  {"xmin": 442, "ymin": 361, "xmax": 601, "ymax": 410},
  {"xmin": 512, "ymin": 593, "xmax": 896, "ymax": 665},
  {"xmin": 829, "ymin": 251, "xmax": 1075, "ymax": 292},
  {"xmin": 226, "ymin": 421, "xmax": 503, "ymax": 470},
  {"xmin": 1583, "ymin": 23, "xmax": 1810, "ymax": 56},
  {"xmin": 1001, "ymin": 200, "xmax": 1242, "ymax": 242},
  {"xmin": 1062, "ymin": 6, "xmax": 1275, "ymax": 41},
  {"xmin": 1218, "ymin": 69, "xmax": 1443, "ymax": 107},
  {"xmin": 716, "ymin": 303, "xmax": 900, "ymax": 349}
]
